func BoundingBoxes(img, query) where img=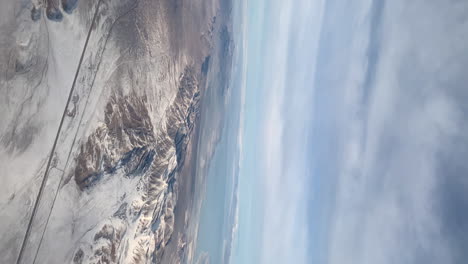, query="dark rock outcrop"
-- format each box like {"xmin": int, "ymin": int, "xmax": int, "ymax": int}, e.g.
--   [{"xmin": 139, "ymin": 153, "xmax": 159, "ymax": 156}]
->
[{"xmin": 72, "ymin": 66, "xmax": 201, "ymax": 263}]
